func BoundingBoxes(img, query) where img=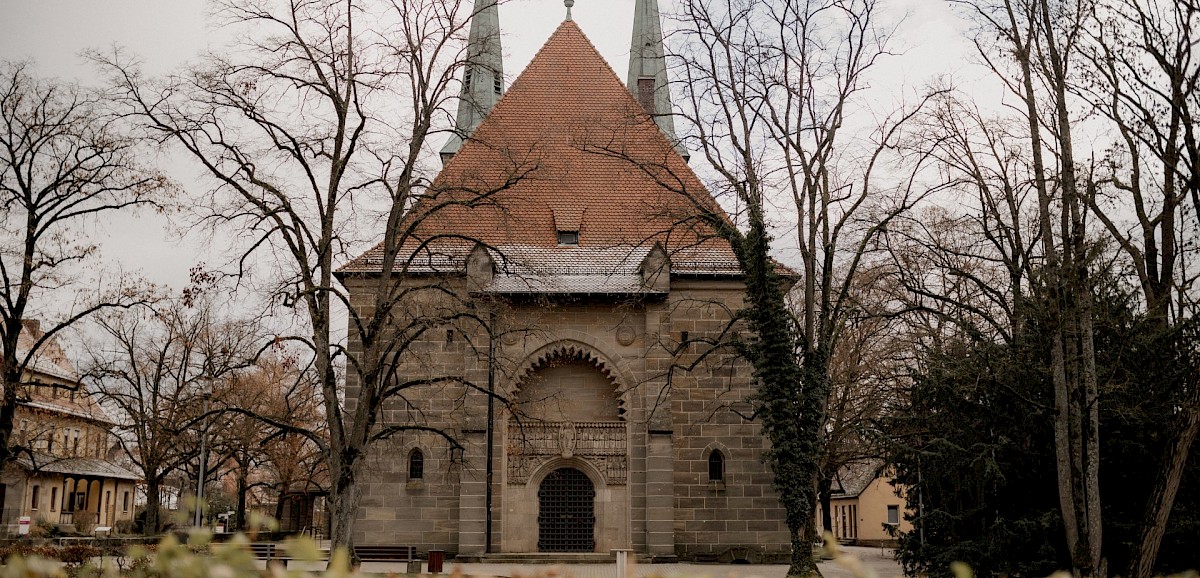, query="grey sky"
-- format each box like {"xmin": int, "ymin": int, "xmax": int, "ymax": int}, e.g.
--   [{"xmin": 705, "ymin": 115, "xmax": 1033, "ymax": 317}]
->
[{"xmin": 1, "ymin": 0, "xmax": 972, "ymax": 291}]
